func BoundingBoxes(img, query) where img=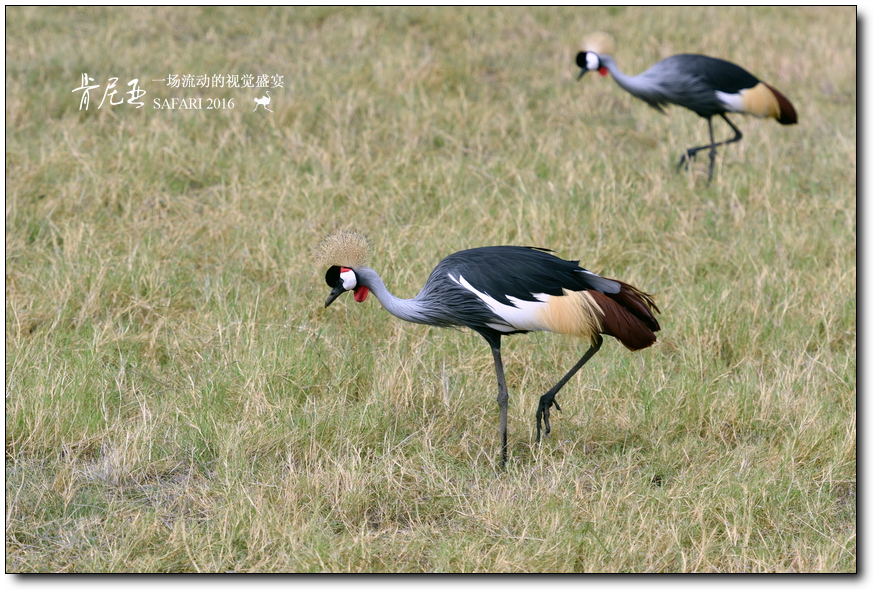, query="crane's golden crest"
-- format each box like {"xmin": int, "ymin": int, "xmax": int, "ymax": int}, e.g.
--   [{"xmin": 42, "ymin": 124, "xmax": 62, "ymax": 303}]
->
[
  {"xmin": 584, "ymin": 31, "xmax": 615, "ymax": 55},
  {"xmin": 314, "ymin": 230, "xmax": 371, "ymax": 269}
]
